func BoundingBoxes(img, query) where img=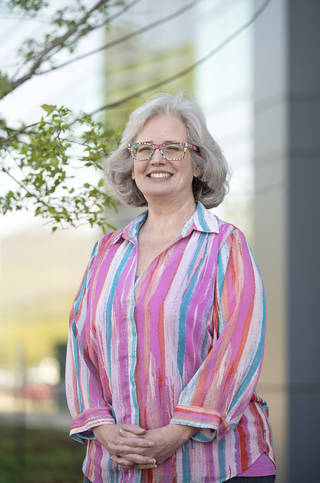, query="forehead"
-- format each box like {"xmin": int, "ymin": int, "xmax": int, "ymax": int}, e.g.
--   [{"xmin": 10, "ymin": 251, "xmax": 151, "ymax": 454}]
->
[{"xmin": 135, "ymin": 115, "xmax": 187, "ymax": 141}]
